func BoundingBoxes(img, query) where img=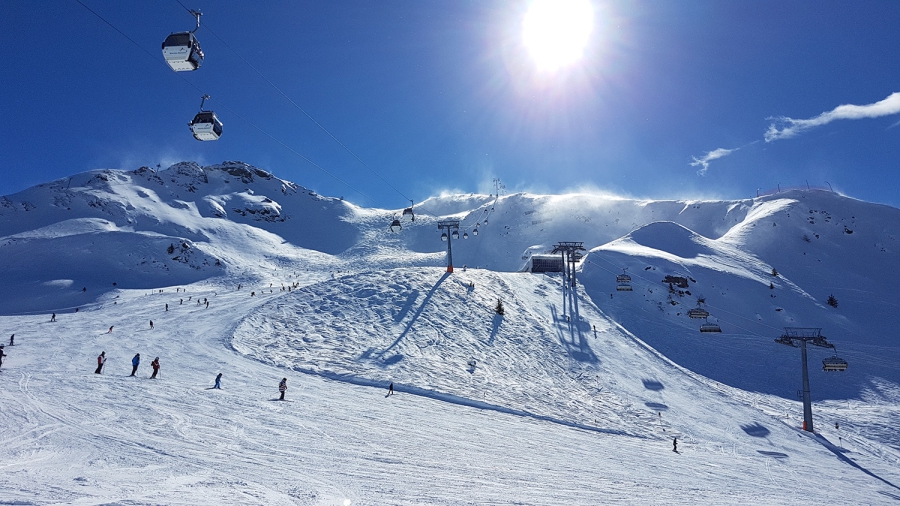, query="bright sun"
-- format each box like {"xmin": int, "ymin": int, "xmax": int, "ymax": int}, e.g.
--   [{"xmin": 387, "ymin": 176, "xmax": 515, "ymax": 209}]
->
[{"xmin": 523, "ymin": 0, "xmax": 594, "ymax": 72}]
